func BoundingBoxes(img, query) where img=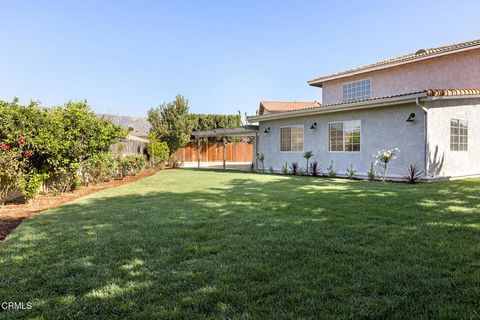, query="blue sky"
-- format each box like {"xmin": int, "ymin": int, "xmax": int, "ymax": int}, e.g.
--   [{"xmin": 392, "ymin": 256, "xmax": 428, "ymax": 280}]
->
[{"xmin": 0, "ymin": 0, "xmax": 479, "ymax": 116}]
